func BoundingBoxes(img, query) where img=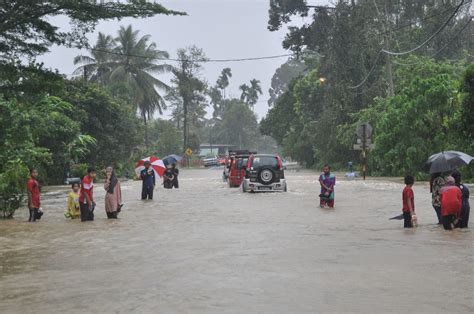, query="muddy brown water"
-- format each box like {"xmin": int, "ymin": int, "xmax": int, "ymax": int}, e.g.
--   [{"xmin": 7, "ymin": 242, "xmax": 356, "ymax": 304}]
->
[{"xmin": 1, "ymin": 169, "xmax": 472, "ymax": 313}]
